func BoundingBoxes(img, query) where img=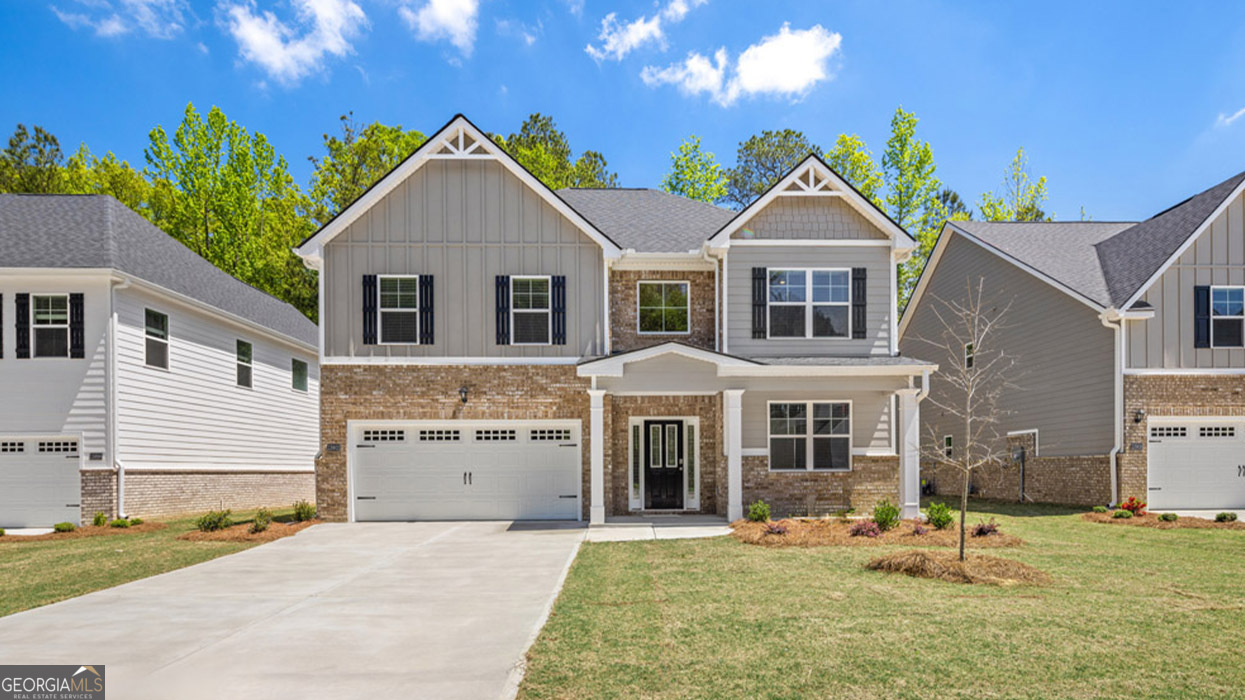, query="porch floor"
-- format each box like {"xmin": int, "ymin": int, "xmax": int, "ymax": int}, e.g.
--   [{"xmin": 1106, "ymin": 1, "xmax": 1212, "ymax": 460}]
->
[{"xmin": 586, "ymin": 514, "xmax": 731, "ymax": 543}]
